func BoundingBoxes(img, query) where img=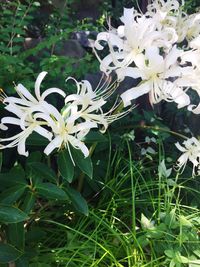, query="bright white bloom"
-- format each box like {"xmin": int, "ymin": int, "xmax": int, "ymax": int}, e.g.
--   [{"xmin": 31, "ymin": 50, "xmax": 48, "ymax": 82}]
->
[
  {"xmin": 38, "ymin": 103, "xmax": 97, "ymax": 159},
  {"xmin": 94, "ymin": 7, "xmax": 177, "ymax": 76},
  {"xmin": 147, "ymin": 0, "xmax": 182, "ymax": 20},
  {"xmin": 118, "ymin": 46, "xmax": 189, "ymax": 107},
  {"xmin": 178, "ymin": 50, "xmax": 200, "ymax": 113},
  {"xmin": 190, "ymin": 36, "xmax": 200, "ymax": 50},
  {"xmin": 3, "ymin": 71, "xmax": 66, "ymax": 118},
  {"xmin": 0, "ymin": 73, "xmax": 127, "ymax": 158},
  {"xmin": 147, "ymin": 0, "xmax": 181, "ymax": 42},
  {"xmin": 0, "ymin": 114, "xmax": 52, "ymax": 156},
  {"xmin": 0, "ymin": 72, "xmax": 66, "ymax": 156},
  {"xmin": 175, "ymin": 137, "xmax": 200, "ymax": 175},
  {"xmin": 64, "ymin": 77, "xmax": 128, "ymax": 133}
]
